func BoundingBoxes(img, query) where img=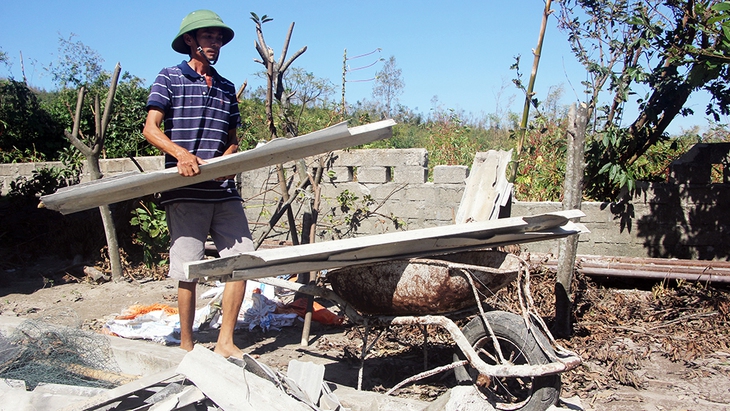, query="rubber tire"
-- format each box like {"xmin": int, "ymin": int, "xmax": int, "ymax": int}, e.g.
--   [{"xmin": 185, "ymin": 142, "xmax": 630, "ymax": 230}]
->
[{"xmin": 453, "ymin": 311, "xmax": 561, "ymax": 411}]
